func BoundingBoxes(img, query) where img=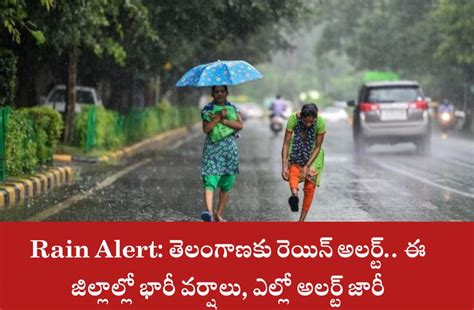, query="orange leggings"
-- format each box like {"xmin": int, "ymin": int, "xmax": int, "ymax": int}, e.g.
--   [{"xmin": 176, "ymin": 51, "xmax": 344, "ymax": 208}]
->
[{"xmin": 288, "ymin": 164, "xmax": 316, "ymax": 211}]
